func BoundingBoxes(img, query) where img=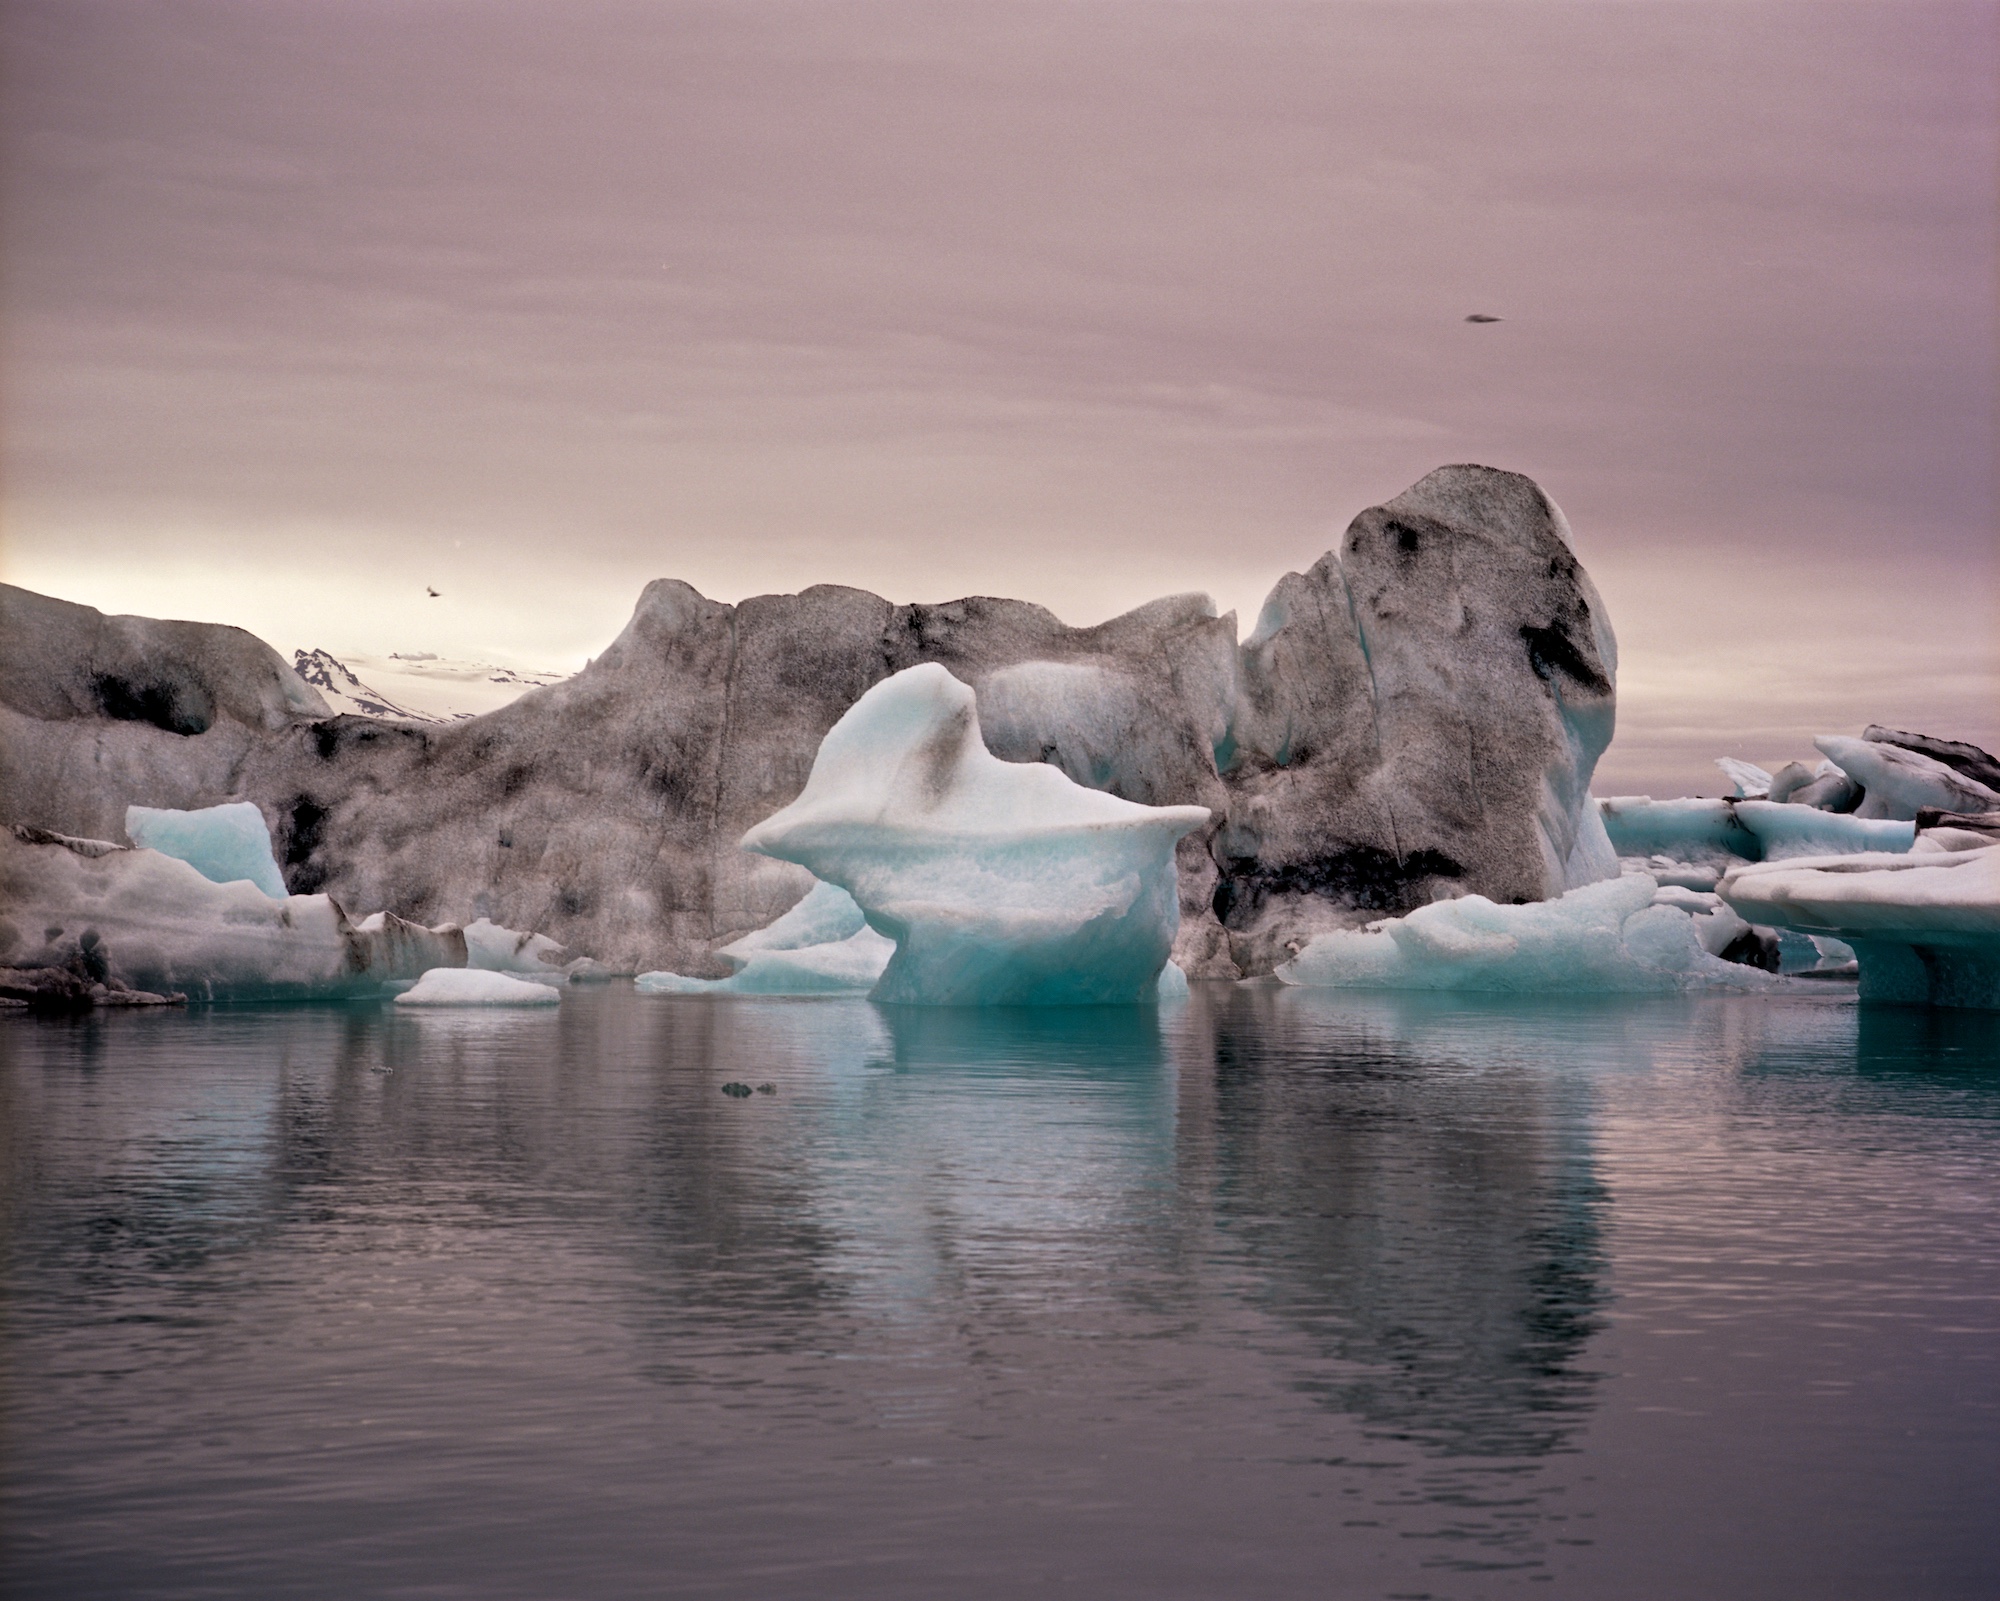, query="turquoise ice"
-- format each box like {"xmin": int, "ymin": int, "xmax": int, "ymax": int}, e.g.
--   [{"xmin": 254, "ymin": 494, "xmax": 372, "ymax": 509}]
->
[{"xmin": 125, "ymin": 801, "xmax": 289, "ymax": 898}]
